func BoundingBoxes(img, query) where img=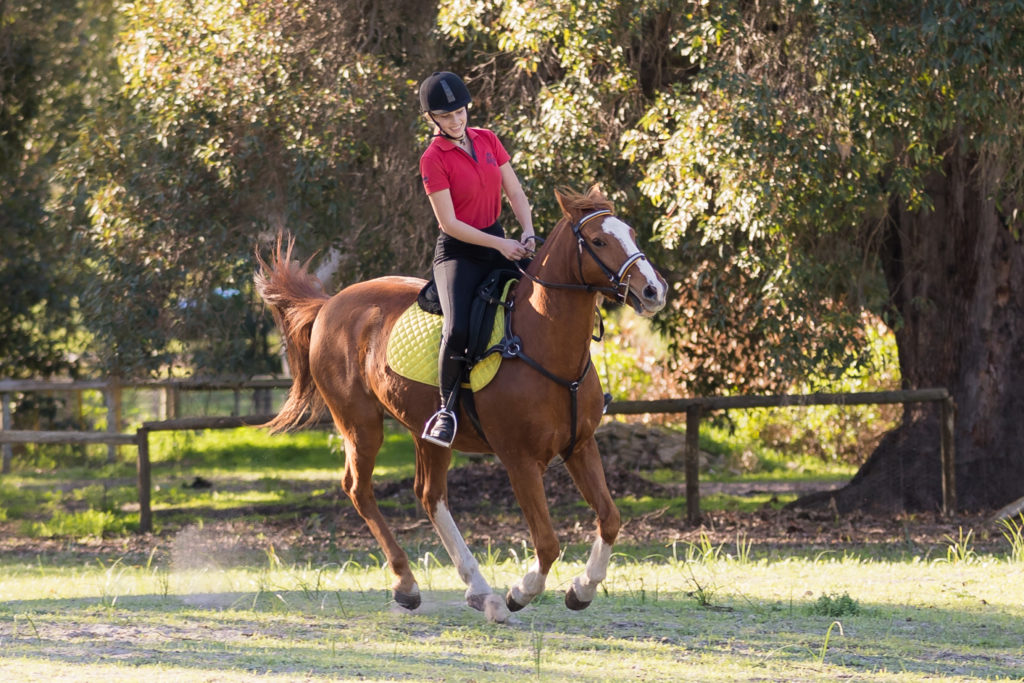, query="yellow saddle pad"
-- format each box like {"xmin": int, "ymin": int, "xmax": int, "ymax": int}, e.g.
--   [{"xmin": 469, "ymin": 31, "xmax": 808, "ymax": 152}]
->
[{"xmin": 386, "ymin": 280, "xmax": 514, "ymax": 392}]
